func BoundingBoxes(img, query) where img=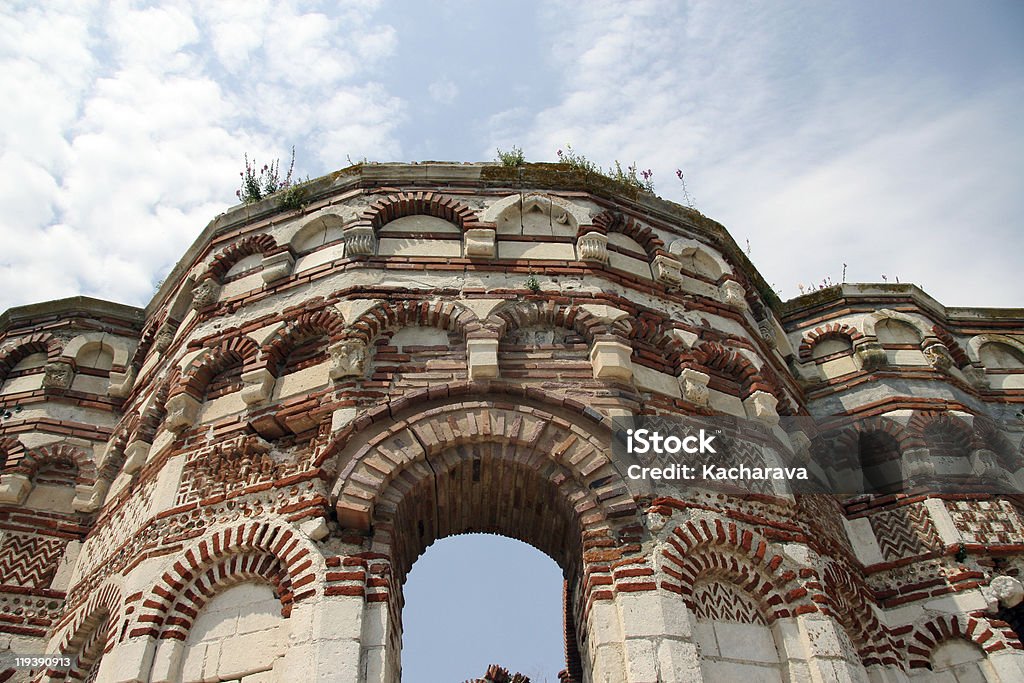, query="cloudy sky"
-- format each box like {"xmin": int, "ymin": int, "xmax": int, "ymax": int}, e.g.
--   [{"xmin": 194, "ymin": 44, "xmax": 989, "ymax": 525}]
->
[{"xmin": 2, "ymin": 0, "xmax": 1022, "ymax": 679}]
